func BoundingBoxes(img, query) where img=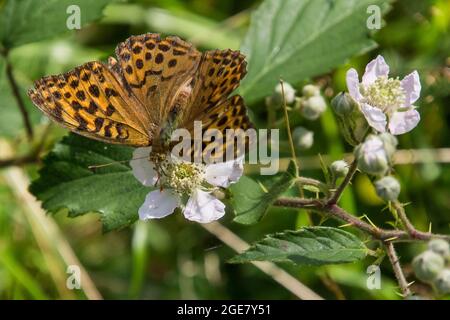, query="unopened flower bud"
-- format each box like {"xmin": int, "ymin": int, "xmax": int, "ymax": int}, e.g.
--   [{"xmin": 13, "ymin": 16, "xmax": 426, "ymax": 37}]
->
[
  {"xmin": 330, "ymin": 160, "xmax": 349, "ymax": 178},
  {"xmin": 428, "ymin": 239, "xmax": 450, "ymax": 258},
  {"xmin": 292, "ymin": 126, "xmax": 314, "ymax": 150},
  {"xmin": 331, "ymin": 92, "xmax": 369, "ymax": 146},
  {"xmin": 299, "ymin": 95, "xmax": 327, "ymax": 120},
  {"xmin": 374, "ymin": 176, "xmax": 400, "ymax": 201},
  {"xmin": 302, "ymin": 84, "xmax": 320, "ymax": 98},
  {"xmin": 266, "ymin": 82, "xmax": 296, "ymax": 108},
  {"xmin": 412, "ymin": 250, "xmax": 445, "ymax": 283},
  {"xmin": 355, "ymin": 135, "xmax": 389, "ymax": 175},
  {"xmin": 378, "ymin": 133, "xmax": 398, "ymax": 159},
  {"xmin": 434, "ymin": 269, "xmax": 450, "ymax": 295}
]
